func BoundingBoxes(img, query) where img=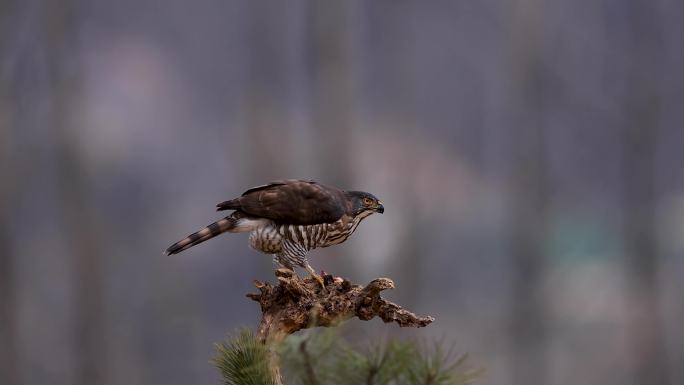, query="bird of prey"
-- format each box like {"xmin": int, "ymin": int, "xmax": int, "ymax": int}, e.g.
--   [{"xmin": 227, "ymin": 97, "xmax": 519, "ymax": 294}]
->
[{"xmin": 165, "ymin": 179, "xmax": 384, "ymax": 286}]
